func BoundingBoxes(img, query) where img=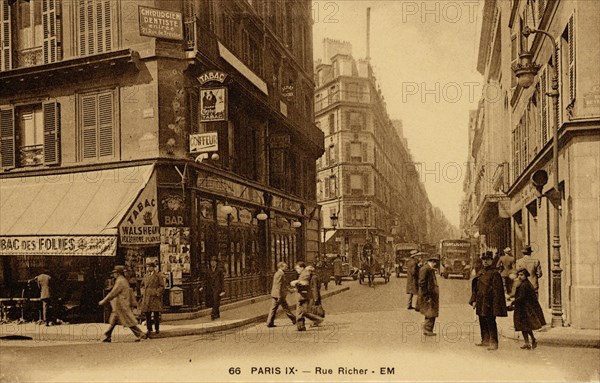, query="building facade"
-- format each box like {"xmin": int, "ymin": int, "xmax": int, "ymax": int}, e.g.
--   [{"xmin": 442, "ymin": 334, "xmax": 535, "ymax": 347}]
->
[
  {"xmin": 314, "ymin": 39, "xmax": 455, "ymax": 267},
  {"xmin": 462, "ymin": 0, "xmax": 600, "ymax": 329},
  {"xmin": 0, "ymin": 0, "xmax": 323, "ymax": 321}
]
